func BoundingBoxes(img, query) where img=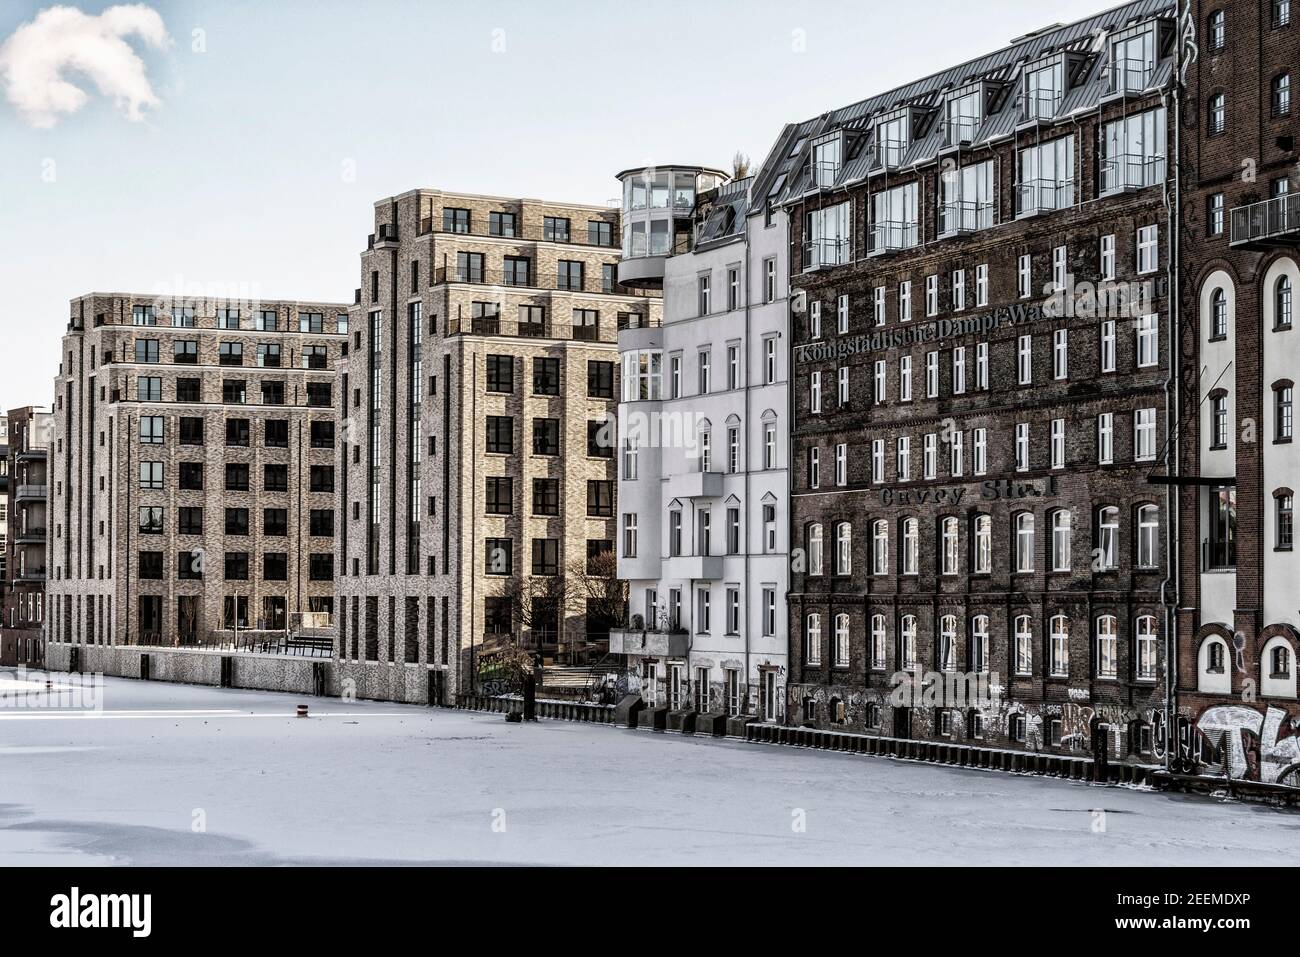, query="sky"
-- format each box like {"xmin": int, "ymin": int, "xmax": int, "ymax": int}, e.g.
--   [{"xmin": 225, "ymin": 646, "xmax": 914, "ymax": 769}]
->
[{"xmin": 0, "ymin": 0, "xmax": 1118, "ymax": 410}]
